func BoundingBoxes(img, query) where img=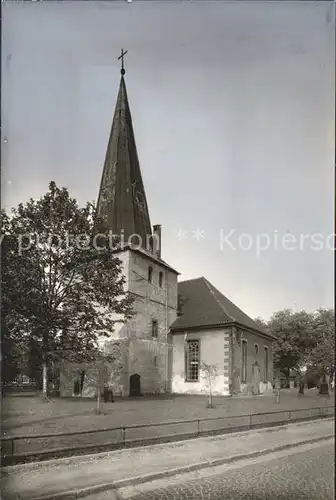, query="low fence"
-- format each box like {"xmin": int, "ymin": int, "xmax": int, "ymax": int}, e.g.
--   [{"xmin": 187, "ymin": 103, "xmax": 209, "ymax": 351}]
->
[{"xmin": 1, "ymin": 405, "xmax": 334, "ymax": 466}]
